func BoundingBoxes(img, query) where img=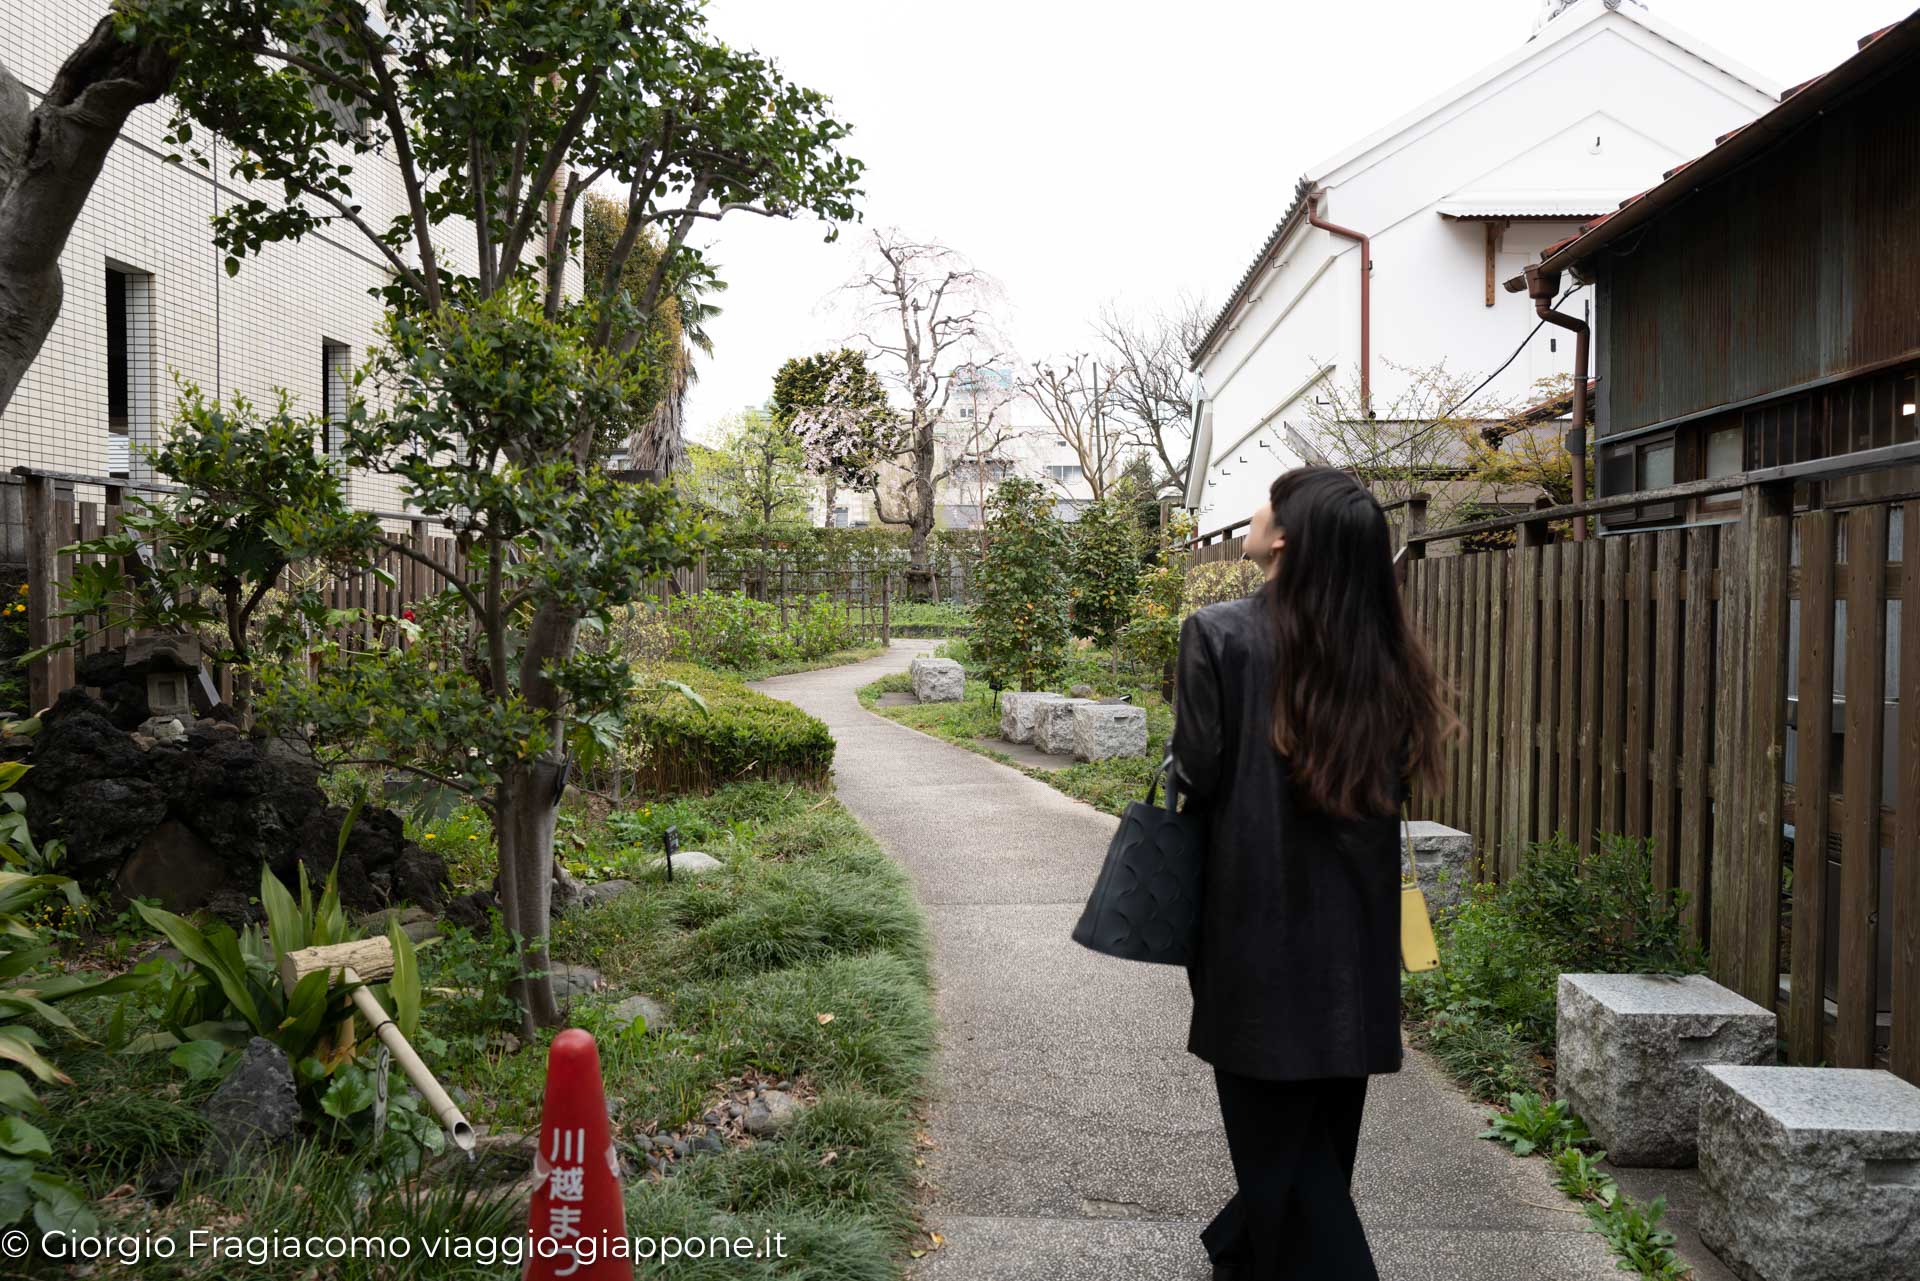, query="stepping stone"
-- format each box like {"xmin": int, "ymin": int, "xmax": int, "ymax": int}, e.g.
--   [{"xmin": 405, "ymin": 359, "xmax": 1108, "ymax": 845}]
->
[
  {"xmin": 1698, "ymin": 1066, "xmax": 1920, "ymax": 1281},
  {"xmin": 550, "ymin": 963, "xmax": 604, "ymax": 999},
  {"xmin": 579, "ymin": 878, "xmax": 637, "ymax": 907},
  {"xmin": 1071, "ymin": 703, "xmax": 1147, "ymax": 761},
  {"xmin": 1403, "ymin": 820, "xmax": 1475, "ymax": 909},
  {"xmin": 1557, "ymin": 973, "xmax": 1775, "ymax": 1167},
  {"xmin": 909, "ymin": 656, "xmax": 965, "ymax": 702},
  {"xmin": 1034, "ymin": 698, "xmax": 1094, "ymax": 755},
  {"xmin": 999, "ymin": 691, "xmax": 1066, "ymax": 744},
  {"xmin": 608, "ymin": 994, "xmax": 666, "ymax": 1034},
  {"xmin": 646, "ymin": 850, "xmax": 723, "ymax": 878}
]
